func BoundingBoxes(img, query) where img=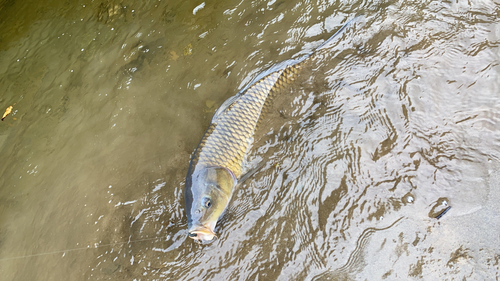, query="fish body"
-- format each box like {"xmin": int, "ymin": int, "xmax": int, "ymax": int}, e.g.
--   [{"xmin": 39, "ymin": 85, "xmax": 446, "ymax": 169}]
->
[{"xmin": 184, "ymin": 18, "xmax": 356, "ymax": 243}]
